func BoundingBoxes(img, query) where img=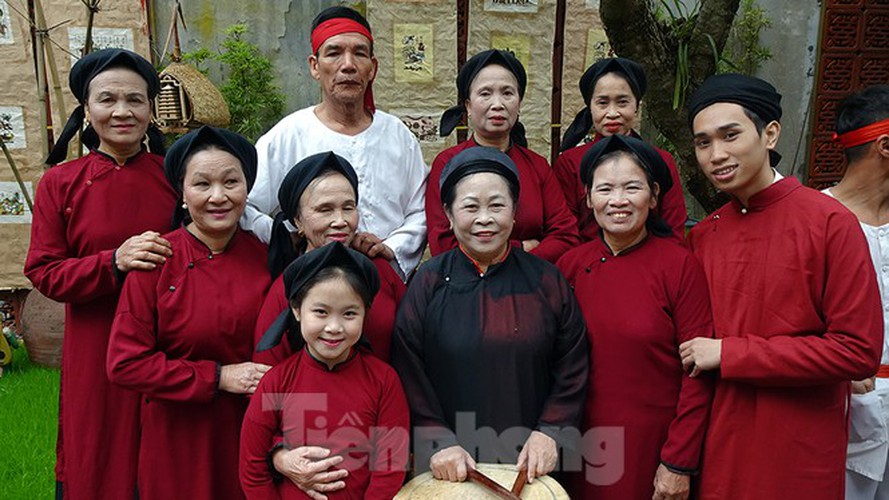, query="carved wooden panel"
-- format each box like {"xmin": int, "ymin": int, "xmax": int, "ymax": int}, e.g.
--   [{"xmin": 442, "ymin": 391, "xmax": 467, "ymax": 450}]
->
[{"xmin": 808, "ymin": 1, "xmax": 889, "ymax": 189}]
